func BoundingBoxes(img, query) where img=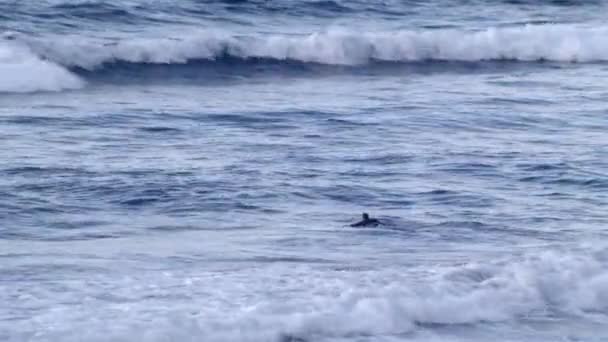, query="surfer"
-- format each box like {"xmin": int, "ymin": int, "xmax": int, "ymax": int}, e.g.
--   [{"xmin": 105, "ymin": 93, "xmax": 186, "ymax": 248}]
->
[{"xmin": 350, "ymin": 213, "xmax": 381, "ymax": 227}]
